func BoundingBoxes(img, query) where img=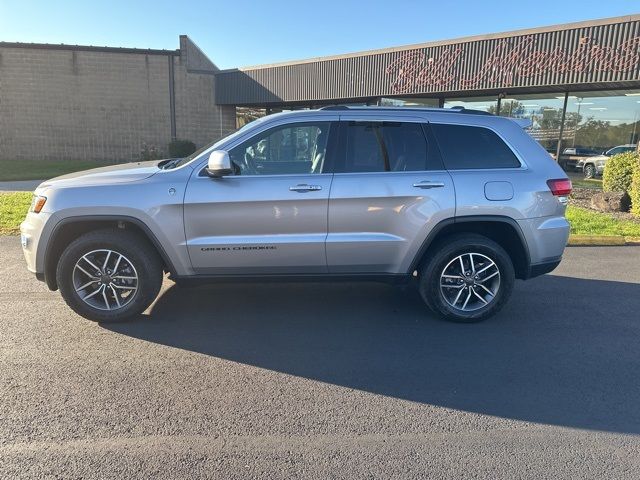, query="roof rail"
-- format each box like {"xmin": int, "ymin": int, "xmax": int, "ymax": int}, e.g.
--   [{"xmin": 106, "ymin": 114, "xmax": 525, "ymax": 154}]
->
[
  {"xmin": 317, "ymin": 105, "xmax": 493, "ymax": 116},
  {"xmin": 450, "ymin": 107, "xmax": 493, "ymax": 116}
]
